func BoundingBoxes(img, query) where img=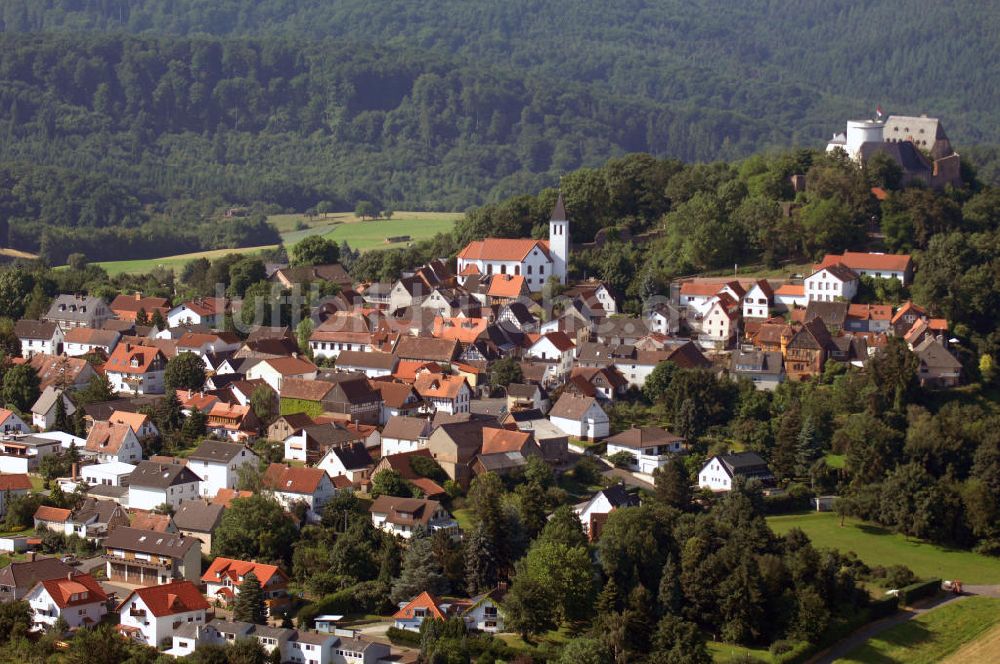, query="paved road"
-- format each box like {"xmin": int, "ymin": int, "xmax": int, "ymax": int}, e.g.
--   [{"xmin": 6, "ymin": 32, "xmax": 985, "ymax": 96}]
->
[{"xmin": 808, "ymin": 593, "xmax": 968, "ymax": 664}]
